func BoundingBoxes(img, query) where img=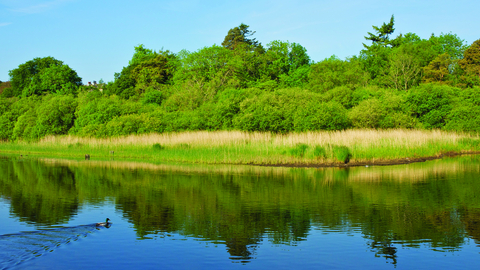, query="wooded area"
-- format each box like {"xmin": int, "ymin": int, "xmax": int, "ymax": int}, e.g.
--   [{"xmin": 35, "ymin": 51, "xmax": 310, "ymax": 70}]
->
[{"xmin": 1, "ymin": 16, "xmax": 479, "ymax": 141}]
